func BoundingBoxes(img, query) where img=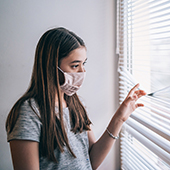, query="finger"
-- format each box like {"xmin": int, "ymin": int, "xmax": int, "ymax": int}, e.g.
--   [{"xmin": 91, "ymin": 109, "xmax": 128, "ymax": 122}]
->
[
  {"xmin": 129, "ymin": 83, "xmax": 140, "ymax": 96},
  {"xmin": 132, "ymin": 94, "xmax": 140, "ymax": 101},
  {"xmin": 135, "ymin": 90, "xmax": 147, "ymax": 98},
  {"xmin": 132, "ymin": 94, "xmax": 137, "ymax": 100},
  {"xmin": 135, "ymin": 90, "xmax": 146, "ymax": 95},
  {"xmin": 135, "ymin": 103, "xmax": 144, "ymax": 108}
]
